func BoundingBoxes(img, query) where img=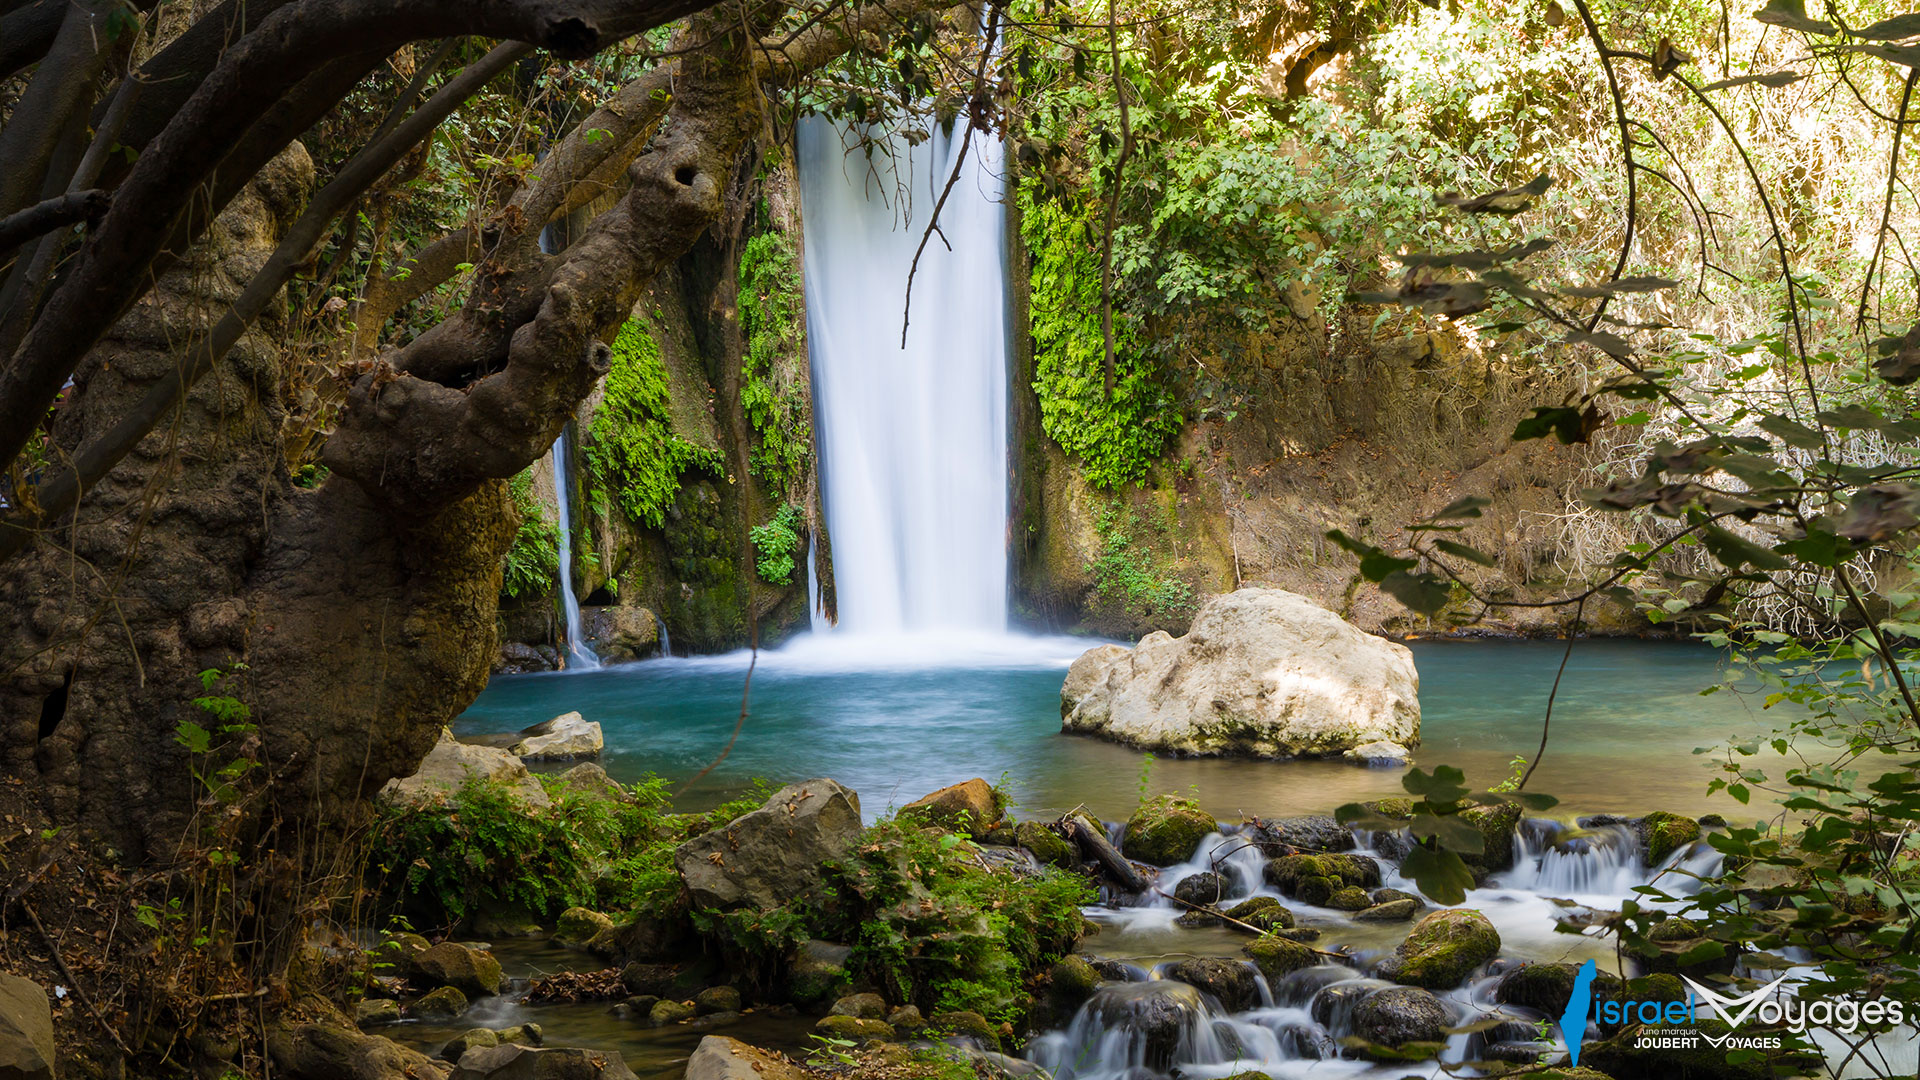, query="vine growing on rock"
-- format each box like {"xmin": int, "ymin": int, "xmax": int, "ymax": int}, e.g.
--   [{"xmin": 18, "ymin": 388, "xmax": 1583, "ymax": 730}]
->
[
  {"xmin": 751, "ymin": 502, "xmax": 805, "ymax": 584},
  {"xmin": 584, "ymin": 319, "xmax": 726, "ymax": 529},
  {"xmin": 501, "ymin": 469, "xmax": 560, "ymax": 601},
  {"xmin": 738, "ymin": 224, "xmax": 813, "ymax": 497}
]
